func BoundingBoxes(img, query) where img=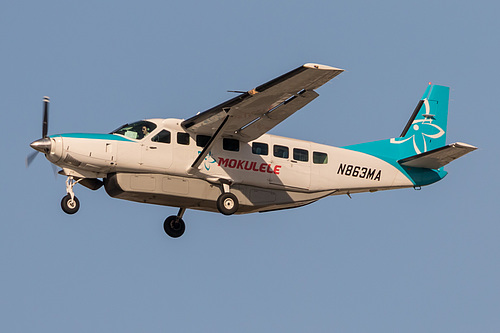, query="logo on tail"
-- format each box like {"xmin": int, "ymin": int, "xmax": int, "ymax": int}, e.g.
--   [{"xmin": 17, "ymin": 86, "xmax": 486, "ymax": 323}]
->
[{"xmin": 390, "ymin": 99, "xmax": 445, "ymax": 154}]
